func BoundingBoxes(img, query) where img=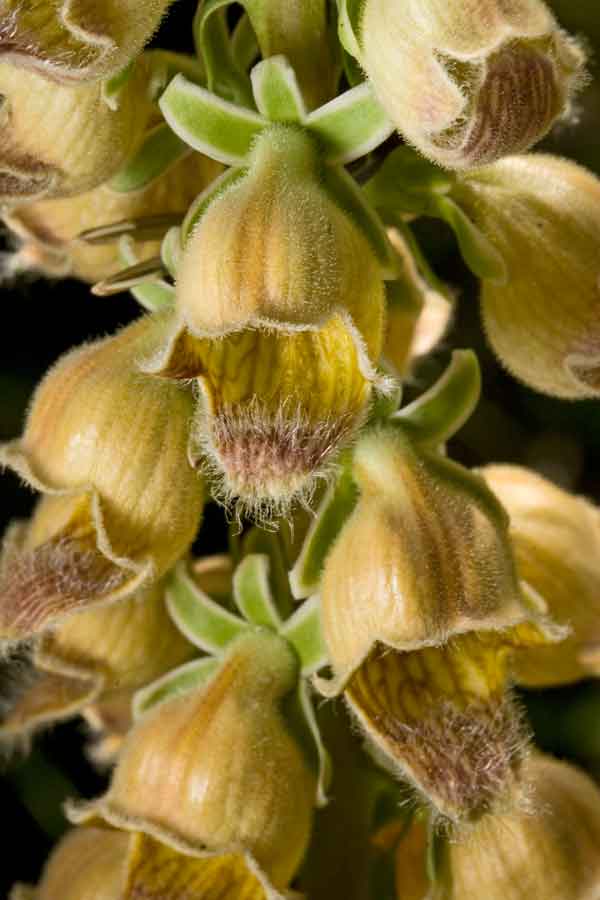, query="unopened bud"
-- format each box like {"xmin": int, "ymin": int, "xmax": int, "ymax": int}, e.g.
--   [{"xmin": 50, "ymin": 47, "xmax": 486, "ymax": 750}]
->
[
  {"xmin": 318, "ymin": 427, "xmax": 559, "ymax": 822},
  {"xmin": 452, "ymin": 155, "xmax": 600, "ymax": 398},
  {"xmin": 0, "ymin": 0, "xmax": 173, "ymax": 83},
  {"xmin": 357, "ymin": 0, "xmax": 584, "ymax": 168},
  {"xmin": 3, "ymin": 153, "xmax": 221, "ymax": 283},
  {"xmin": 482, "ymin": 464, "xmax": 600, "ymax": 686},
  {"xmin": 0, "ymin": 57, "xmax": 152, "ymax": 204},
  {"xmin": 0, "ymin": 315, "xmax": 204, "ymax": 640},
  {"xmin": 431, "ymin": 754, "xmax": 600, "ymax": 900},
  {"xmin": 71, "ymin": 631, "xmax": 316, "ymax": 895}
]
